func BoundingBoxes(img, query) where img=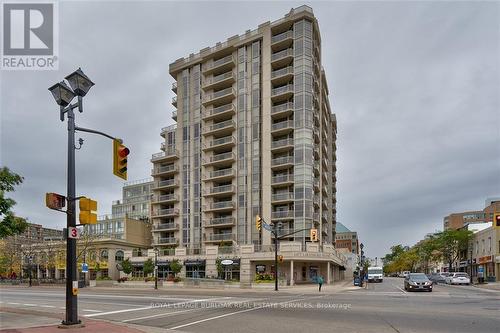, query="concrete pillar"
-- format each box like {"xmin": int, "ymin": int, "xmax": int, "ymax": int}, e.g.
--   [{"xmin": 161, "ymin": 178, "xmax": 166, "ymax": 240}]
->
[
  {"xmin": 327, "ymin": 262, "xmax": 331, "ymax": 284},
  {"xmin": 290, "ymin": 260, "xmax": 294, "ymax": 286}
]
